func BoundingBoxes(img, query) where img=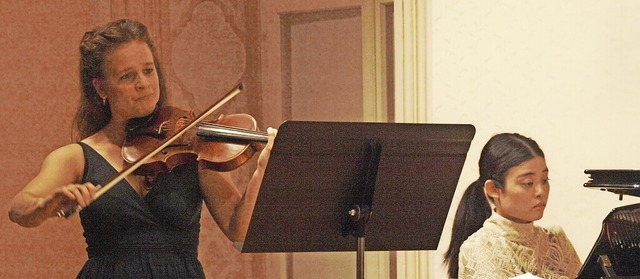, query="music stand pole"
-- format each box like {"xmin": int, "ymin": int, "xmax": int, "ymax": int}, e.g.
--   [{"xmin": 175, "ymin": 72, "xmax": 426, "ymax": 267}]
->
[
  {"xmin": 345, "ymin": 142, "xmax": 381, "ymax": 279},
  {"xmin": 358, "ymin": 237, "xmax": 365, "ymax": 279}
]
